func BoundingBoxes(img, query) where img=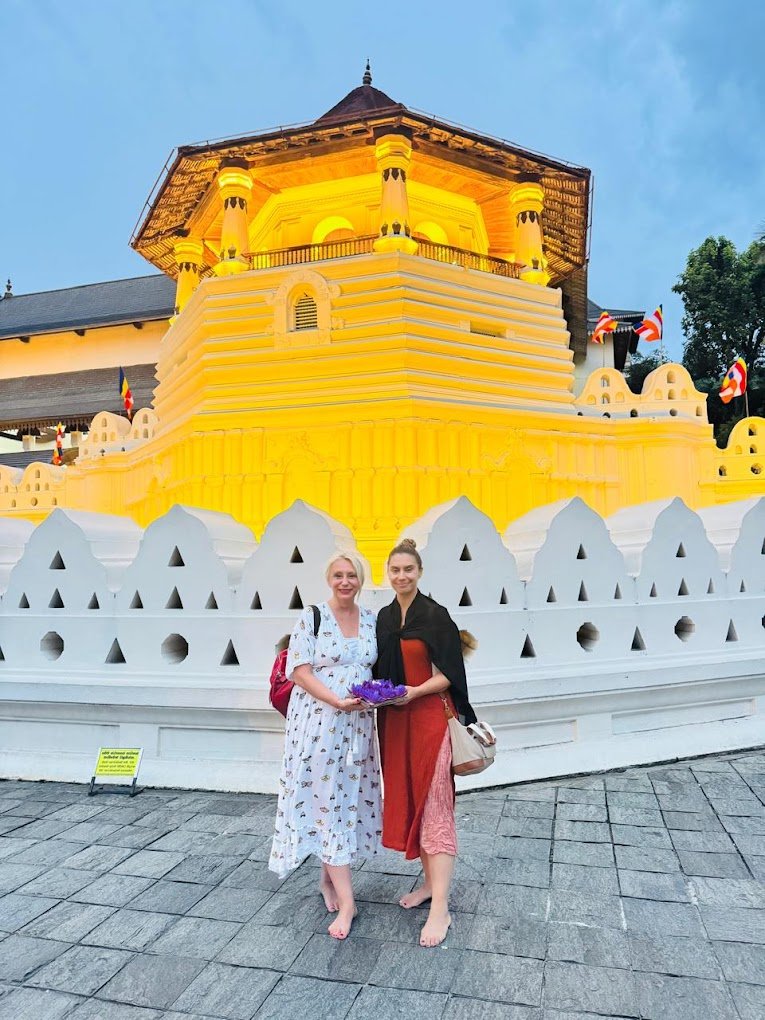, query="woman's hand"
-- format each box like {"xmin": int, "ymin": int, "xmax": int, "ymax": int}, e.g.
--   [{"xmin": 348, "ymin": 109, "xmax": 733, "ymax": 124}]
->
[
  {"xmin": 334, "ymin": 696, "xmax": 364, "ymax": 712},
  {"xmin": 390, "ymin": 686, "xmax": 418, "ymax": 705}
]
